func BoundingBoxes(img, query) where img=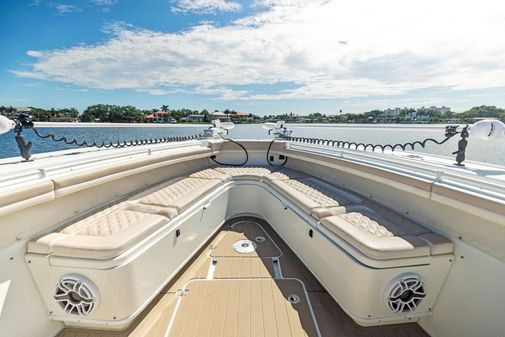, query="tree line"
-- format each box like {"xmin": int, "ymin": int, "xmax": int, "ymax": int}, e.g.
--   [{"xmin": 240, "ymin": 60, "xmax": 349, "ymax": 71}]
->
[
  {"xmin": 1, "ymin": 104, "xmax": 504, "ymax": 124},
  {"xmin": 0, "ymin": 106, "xmax": 79, "ymax": 121},
  {"xmin": 263, "ymin": 105, "xmax": 505, "ymax": 123},
  {"xmin": 0, "ymin": 105, "xmax": 217, "ymax": 123}
]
